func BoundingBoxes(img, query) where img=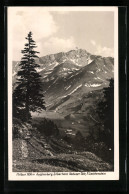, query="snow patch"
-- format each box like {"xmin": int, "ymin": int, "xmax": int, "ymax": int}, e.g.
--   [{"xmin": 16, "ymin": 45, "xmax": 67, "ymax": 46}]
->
[
  {"xmin": 96, "ymin": 77, "xmax": 104, "ymax": 81},
  {"xmin": 96, "ymin": 68, "xmax": 101, "ymax": 72},
  {"xmin": 62, "ymin": 84, "xmax": 82, "ymax": 98},
  {"xmin": 67, "ymin": 129, "xmax": 72, "ymax": 131},
  {"xmin": 70, "ymin": 59, "xmax": 81, "ymax": 66},
  {"xmin": 46, "ymin": 103, "xmax": 52, "ymax": 107},
  {"xmin": 49, "ymin": 61, "xmax": 59, "ymax": 68},
  {"xmin": 68, "ymin": 71, "xmax": 73, "ymax": 74},
  {"xmin": 35, "ymin": 68, "xmax": 43, "ymax": 73},
  {"xmin": 18, "ymin": 107, "xmax": 25, "ymax": 110},
  {"xmin": 85, "ymin": 83, "xmax": 101, "ymax": 87},
  {"xmin": 65, "ymin": 85, "xmax": 71, "ymax": 90},
  {"xmin": 60, "ymin": 72, "xmax": 68, "ymax": 76},
  {"xmin": 43, "ymin": 75, "xmax": 47, "ymax": 78},
  {"xmin": 47, "ymin": 78, "xmax": 58, "ymax": 89},
  {"xmin": 44, "ymin": 71, "xmax": 52, "ymax": 75},
  {"xmin": 63, "ymin": 68, "xmax": 69, "ymax": 71},
  {"xmin": 88, "ymin": 71, "xmax": 94, "ymax": 74},
  {"xmin": 94, "ymin": 77, "xmax": 104, "ymax": 81},
  {"xmin": 68, "ymin": 84, "xmax": 82, "ymax": 95},
  {"xmin": 70, "ymin": 59, "xmax": 76, "ymax": 63},
  {"xmin": 62, "ymin": 59, "xmax": 66, "ymax": 63},
  {"xmin": 67, "ymin": 132, "xmax": 75, "ymax": 136},
  {"xmin": 49, "ymin": 68, "xmax": 54, "ymax": 70},
  {"xmin": 87, "ymin": 59, "xmax": 93, "ymax": 64},
  {"xmin": 72, "ymin": 68, "xmax": 79, "ymax": 71},
  {"xmin": 75, "ymin": 63, "xmax": 83, "ymax": 66}
]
